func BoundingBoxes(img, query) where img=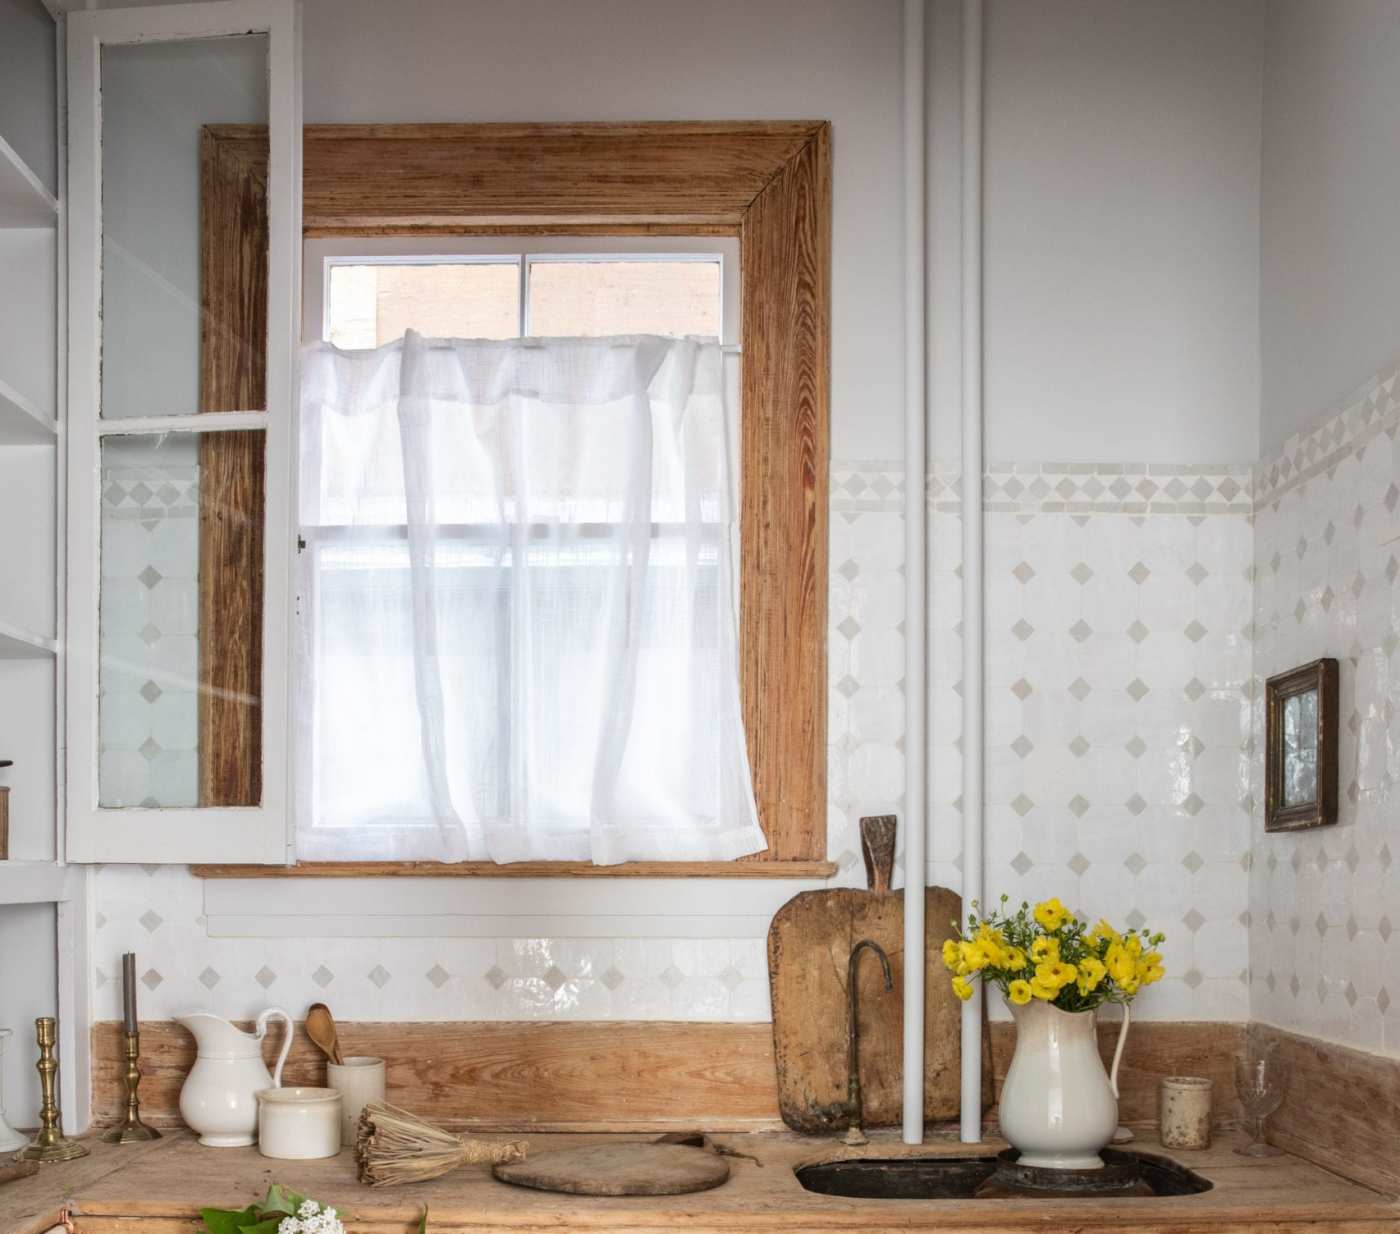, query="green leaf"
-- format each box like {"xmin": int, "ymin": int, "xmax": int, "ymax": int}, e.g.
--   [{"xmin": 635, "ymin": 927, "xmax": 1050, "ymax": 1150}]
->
[
  {"xmin": 199, "ymin": 1204, "xmax": 259, "ymax": 1234},
  {"xmin": 238, "ymin": 1220, "xmax": 285, "ymax": 1234},
  {"xmin": 418, "ymin": 1205, "xmax": 429, "ymax": 1234},
  {"xmin": 260, "ymin": 1183, "xmax": 308, "ymax": 1216}
]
